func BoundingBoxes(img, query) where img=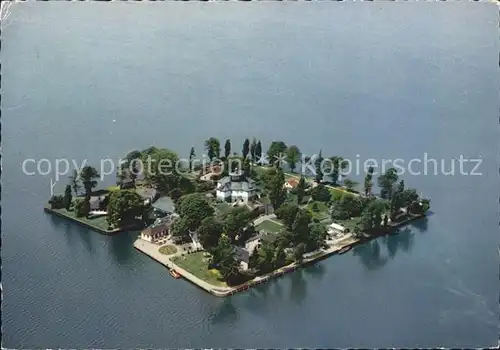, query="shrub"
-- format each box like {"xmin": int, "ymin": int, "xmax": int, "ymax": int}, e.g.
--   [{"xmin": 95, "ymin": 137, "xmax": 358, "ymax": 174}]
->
[
  {"xmin": 311, "ymin": 185, "xmax": 331, "ymax": 202},
  {"xmin": 74, "ymin": 198, "xmax": 90, "ymax": 217},
  {"xmin": 48, "ymin": 195, "xmax": 65, "ymax": 209}
]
